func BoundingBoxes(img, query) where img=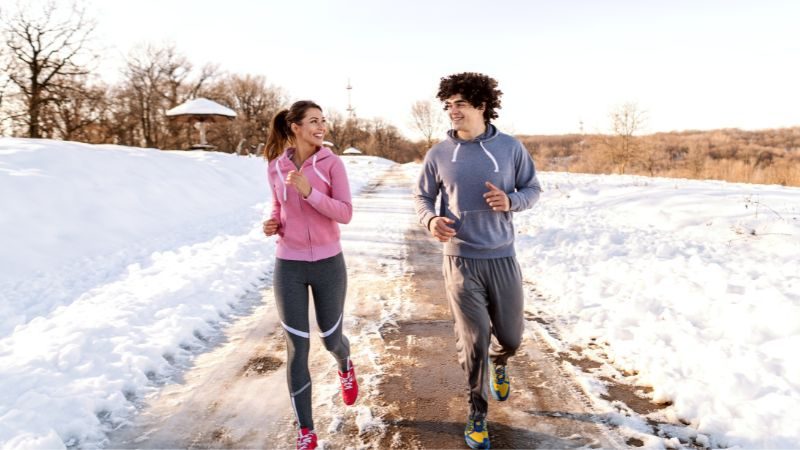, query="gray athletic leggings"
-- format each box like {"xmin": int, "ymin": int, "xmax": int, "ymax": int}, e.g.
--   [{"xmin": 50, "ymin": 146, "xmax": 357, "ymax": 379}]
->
[{"xmin": 273, "ymin": 253, "xmax": 350, "ymax": 430}]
